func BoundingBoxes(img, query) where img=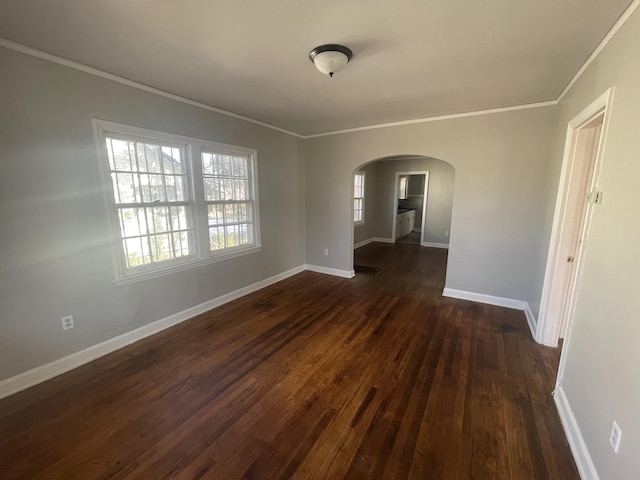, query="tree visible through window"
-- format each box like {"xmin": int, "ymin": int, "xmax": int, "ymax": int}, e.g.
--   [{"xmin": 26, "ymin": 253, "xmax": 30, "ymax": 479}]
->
[
  {"xmin": 354, "ymin": 171, "xmax": 365, "ymax": 224},
  {"xmin": 105, "ymin": 134, "xmax": 193, "ymax": 269},
  {"xmin": 202, "ymin": 151, "xmax": 256, "ymax": 252},
  {"xmin": 95, "ymin": 120, "xmax": 261, "ymax": 283}
]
